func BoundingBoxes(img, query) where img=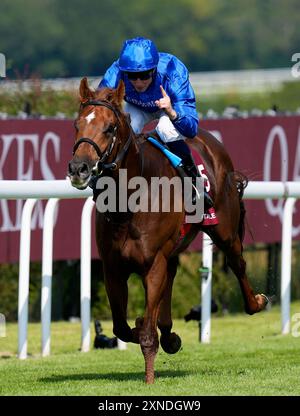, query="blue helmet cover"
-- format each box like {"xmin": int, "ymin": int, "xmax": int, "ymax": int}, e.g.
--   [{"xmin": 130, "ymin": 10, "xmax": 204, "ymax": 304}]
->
[{"xmin": 118, "ymin": 37, "xmax": 159, "ymax": 72}]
